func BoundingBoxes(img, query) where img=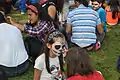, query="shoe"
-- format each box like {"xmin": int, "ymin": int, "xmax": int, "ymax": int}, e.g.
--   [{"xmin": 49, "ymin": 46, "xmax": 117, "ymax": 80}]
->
[
  {"xmin": 21, "ymin": 12, "xmax": 25, "ymax": 14},
  {"xmin": 94, "ymin": 40, "xmax": 101, "ymax": 51}
]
